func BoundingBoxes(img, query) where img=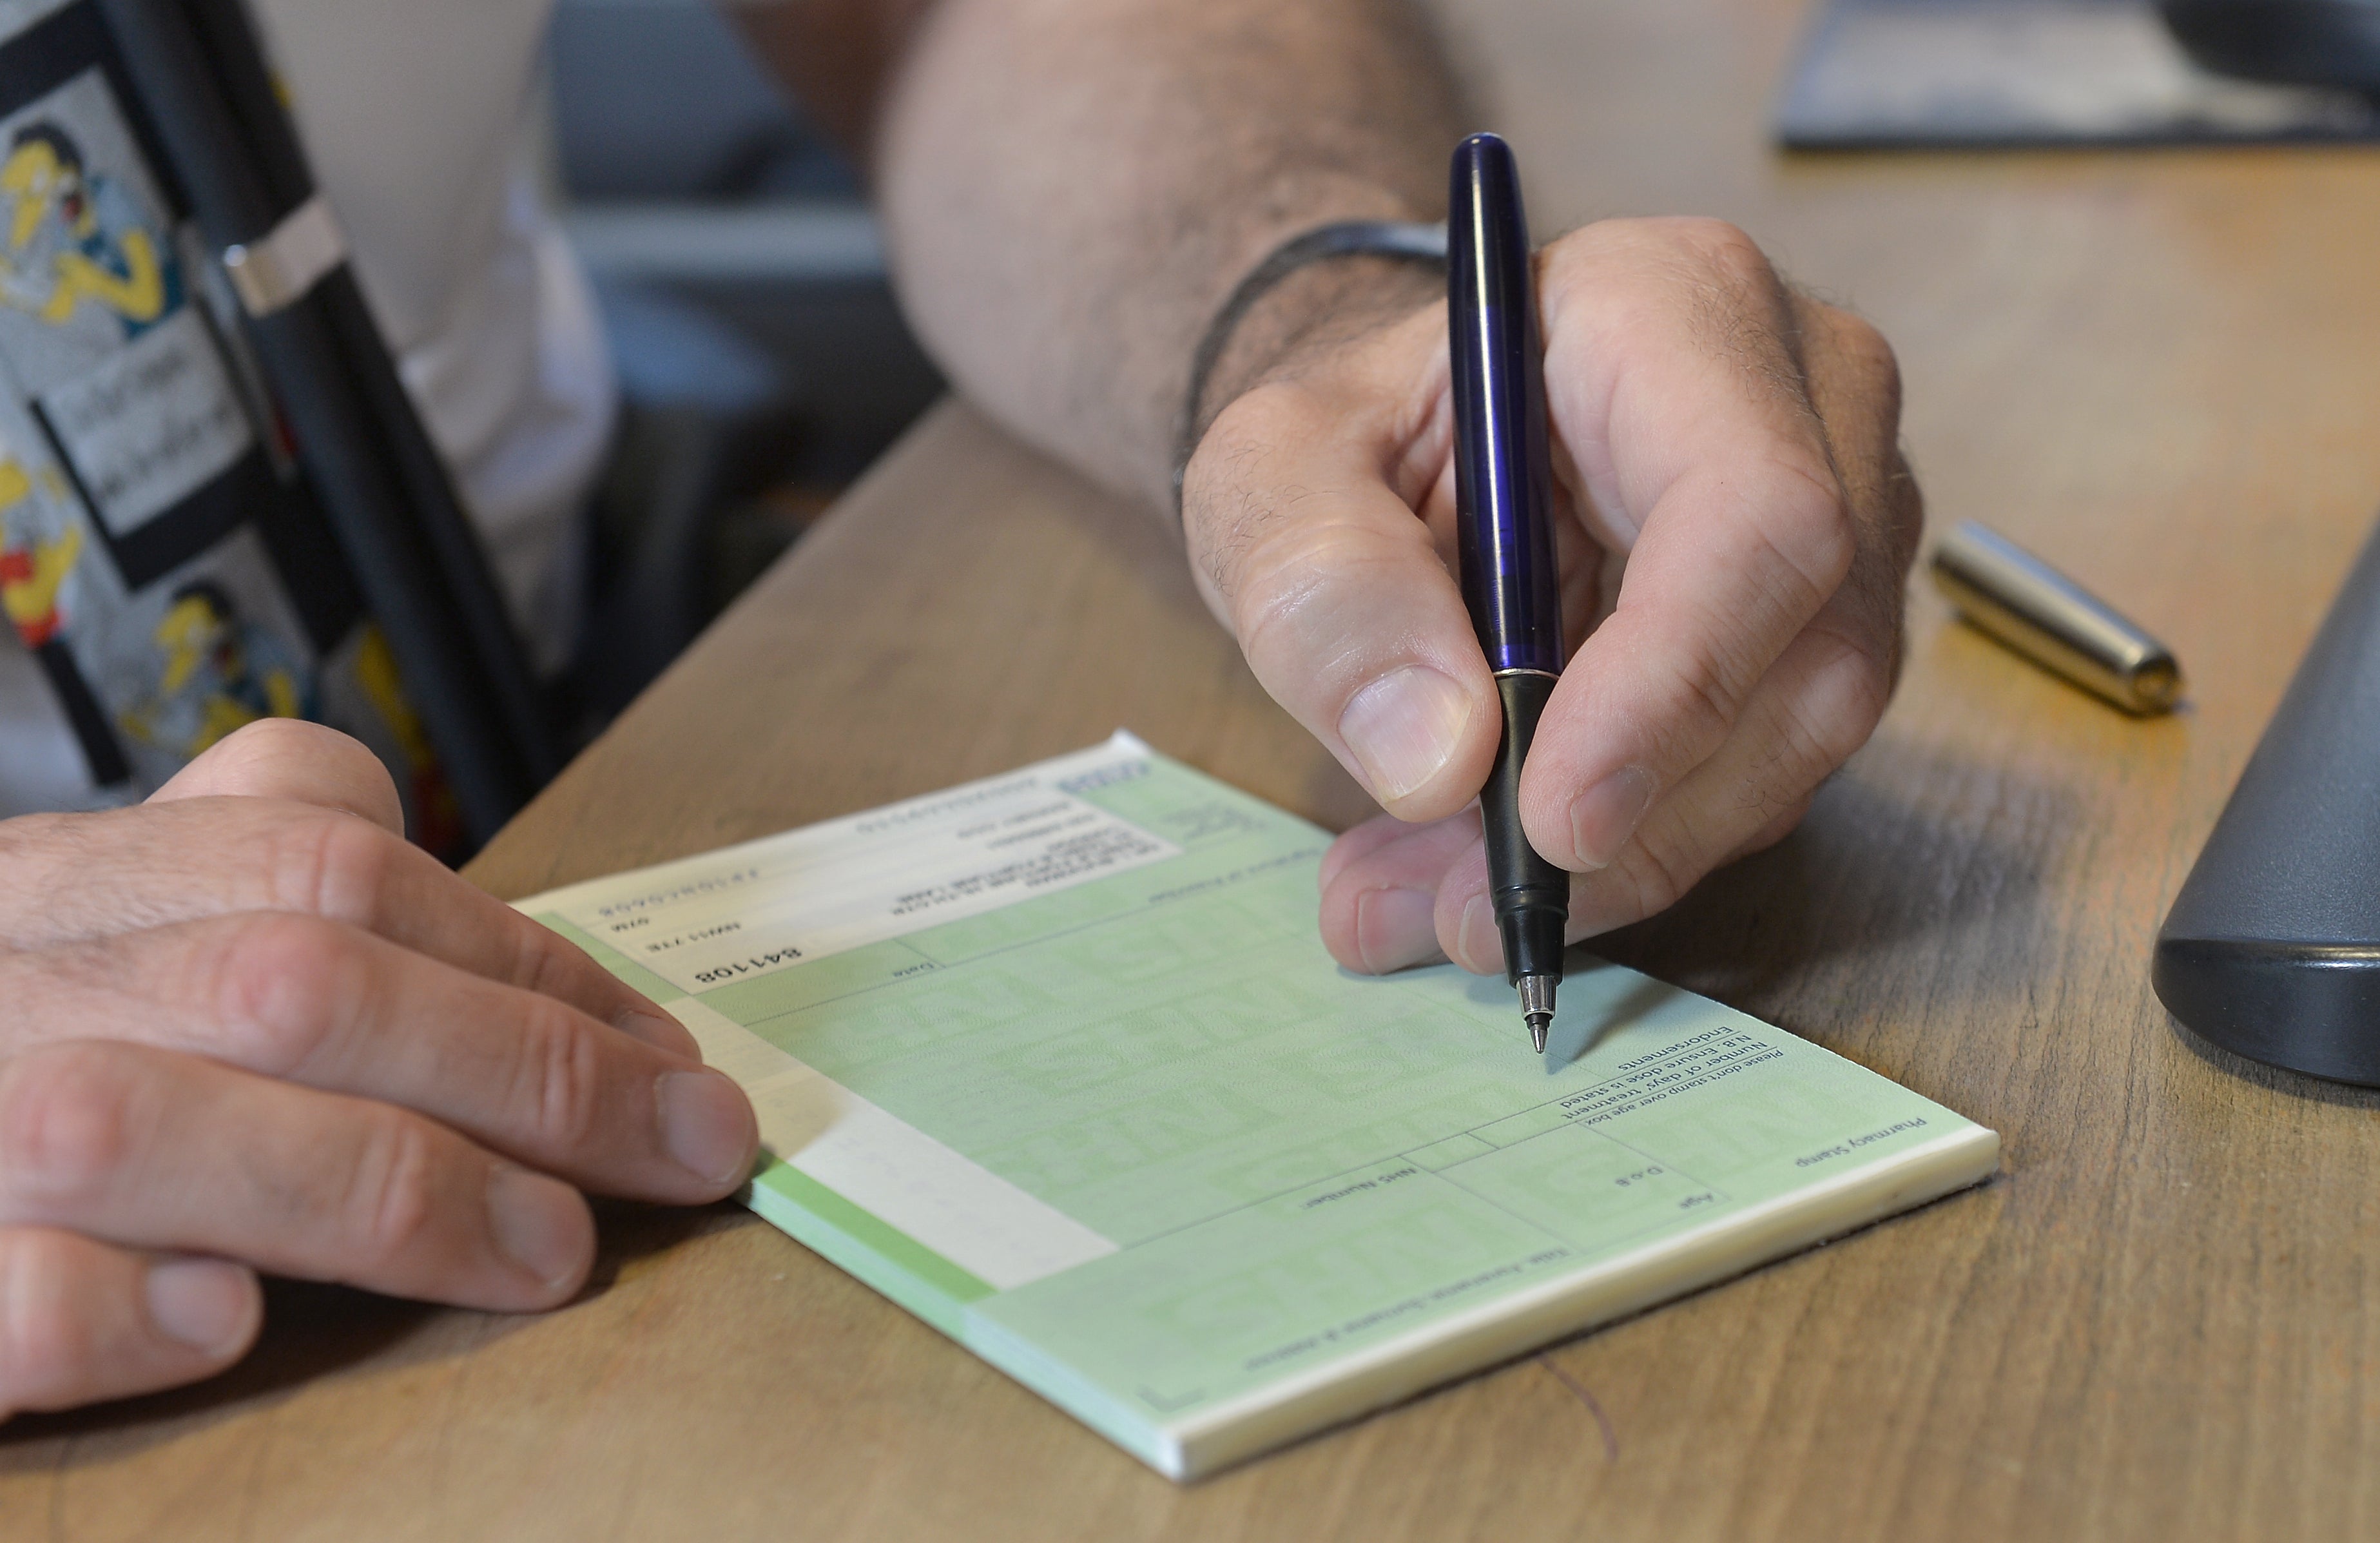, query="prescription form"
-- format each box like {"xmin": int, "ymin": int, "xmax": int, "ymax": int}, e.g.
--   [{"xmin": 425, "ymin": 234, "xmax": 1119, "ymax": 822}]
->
[{"xmin": 519, "ymin": 734, "xmax": 1998, "ymax": 1479}]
